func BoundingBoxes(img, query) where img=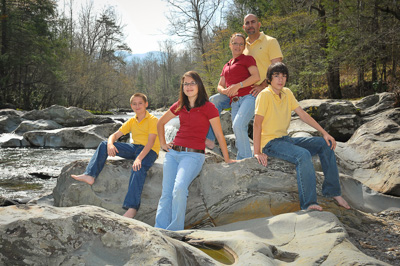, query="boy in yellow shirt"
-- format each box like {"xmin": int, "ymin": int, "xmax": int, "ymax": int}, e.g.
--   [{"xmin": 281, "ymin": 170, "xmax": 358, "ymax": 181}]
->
[
  {"xmin": 253, "ymin": 62, "xmax": 350, "ymax": 211},
  {"xmin": 71, "ymin": 93, "xmax": 160, "ymax": 218}
]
